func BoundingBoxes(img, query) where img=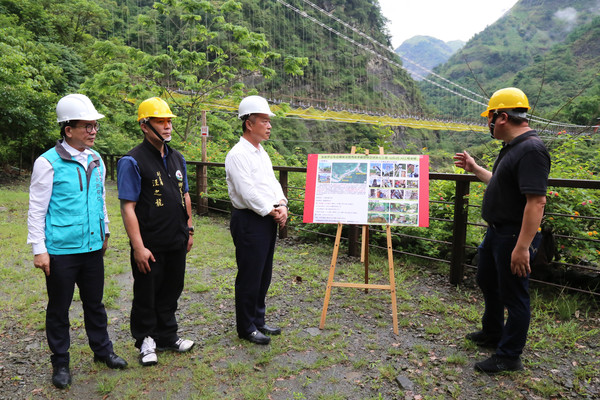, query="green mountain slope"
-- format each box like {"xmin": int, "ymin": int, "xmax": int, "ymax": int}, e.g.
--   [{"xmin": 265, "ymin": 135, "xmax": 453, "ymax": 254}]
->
[
  {"xmin": 238, "ymin": 0, "xmax": 423, "ymax": 115},
  {"xmin": 395, "ymin": 36, "xmax": 464, "ymax": 81},
  {"xmin": 420, "ymin": 0, "xmax": 600, "ymax": 123},
  {"xmin": 0, "ymin": 0, "xmax": 426, "ymax": 170}
]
